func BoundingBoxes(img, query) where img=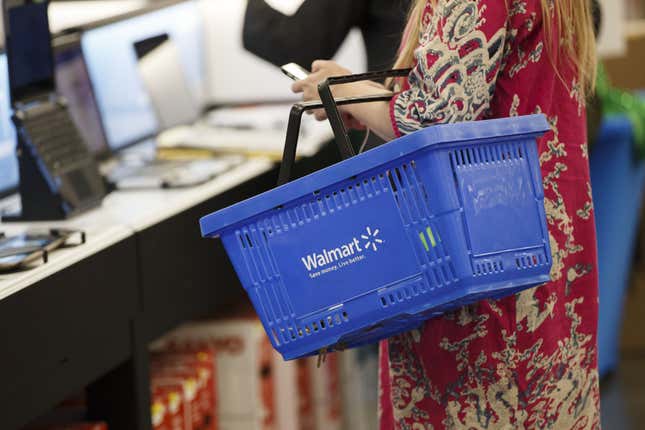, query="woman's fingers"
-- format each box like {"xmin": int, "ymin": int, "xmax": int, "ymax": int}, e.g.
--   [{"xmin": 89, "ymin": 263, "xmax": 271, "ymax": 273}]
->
[
  {"xmin": 292, "ymin": 71, "xmax": 321, "ymax": 94},
  {"xmin": 313, "ymin": 109, "xmax": 327, "ymax": 121},
  {"xmin": 293, "ymin": 61, "xmax": 352, "ymax": 104},
  {"xmin": 311, "ymin": 60, "xmax": 331, "ymax": 73},
  {"xmin": 291, "ymin": 78, "xmax": 308, "ymax": 93}
]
